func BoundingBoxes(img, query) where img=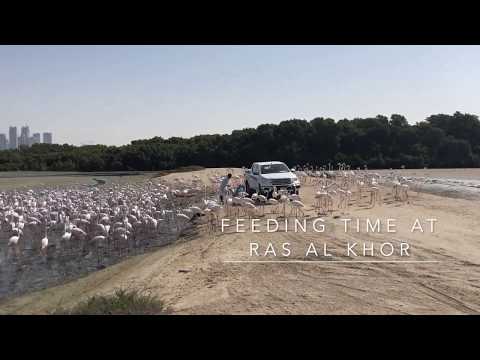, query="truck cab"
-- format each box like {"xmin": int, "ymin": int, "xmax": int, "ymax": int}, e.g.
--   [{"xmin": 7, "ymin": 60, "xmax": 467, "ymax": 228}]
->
[{"xmin": 244, "ymin": 161, "xmax": 300, "ymax": 198}]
